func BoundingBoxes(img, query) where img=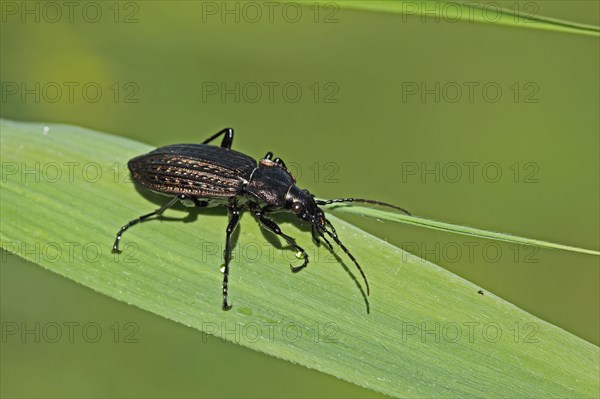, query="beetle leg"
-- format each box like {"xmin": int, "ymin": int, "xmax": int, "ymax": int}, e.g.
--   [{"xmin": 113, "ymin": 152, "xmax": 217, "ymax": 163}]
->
[
  {"xmin": 273, "ymin": 157, "xmax": 287, "ymax": 169},
  {"xmin": 311, "ymin": 225, "xmax": 321, "ymax": 246},
  {"xmin": 263, "ymin": 151, "xmax": 273, "ymax": 160},
  {"xmin": 202, "ymin": 128, "xmax": 234, "ymax": 149},
  {"xmin": 254, "ymin": 210, "xmax": 308, "ymax": 273},
  {"xmin": 112, "ymin": 196, "xmax": 179, "ymax": 253},
  {"xmin": 222, "ymin": 206, "xmax": 241, "ymax": 311}
]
